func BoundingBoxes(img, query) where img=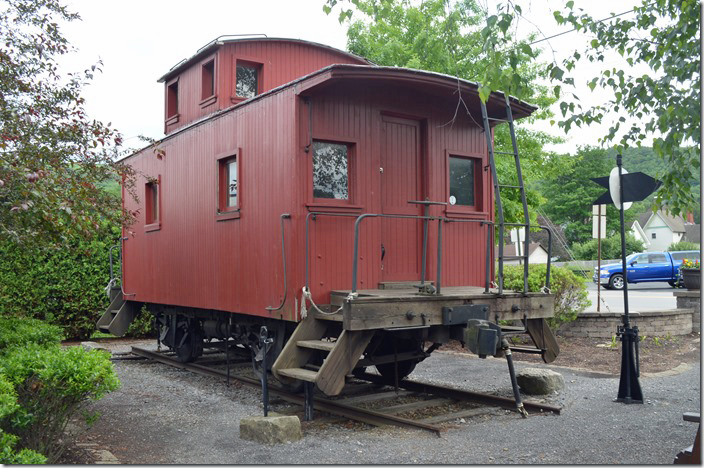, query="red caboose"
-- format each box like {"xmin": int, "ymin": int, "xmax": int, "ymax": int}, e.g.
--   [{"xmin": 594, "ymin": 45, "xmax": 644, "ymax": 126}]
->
[{"xmin": 99, "ymin": 37, "xmax": 558, "ymax": 397}]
